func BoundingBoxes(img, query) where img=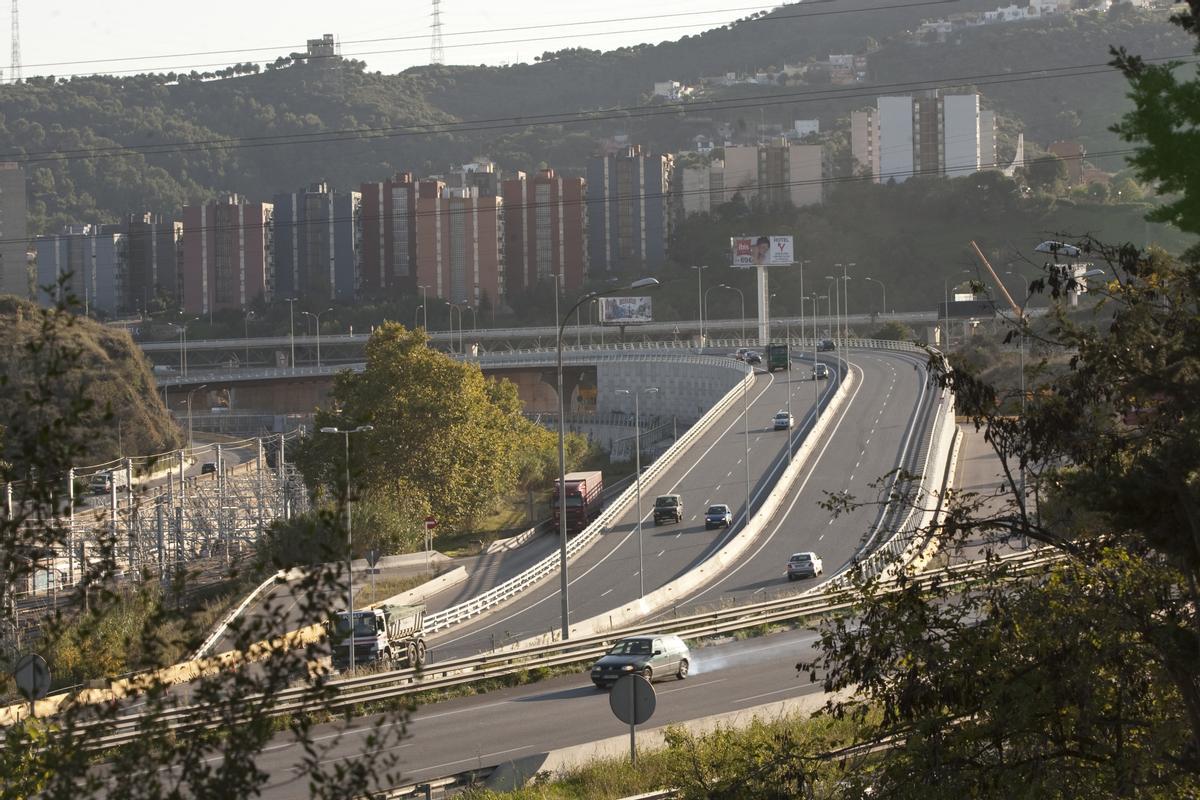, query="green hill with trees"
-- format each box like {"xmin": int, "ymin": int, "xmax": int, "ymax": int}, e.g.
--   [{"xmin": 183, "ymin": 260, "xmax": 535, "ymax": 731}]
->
[{"xmin": 0, "ymin": 5, "xmax": 1186, "ymax": 236}]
